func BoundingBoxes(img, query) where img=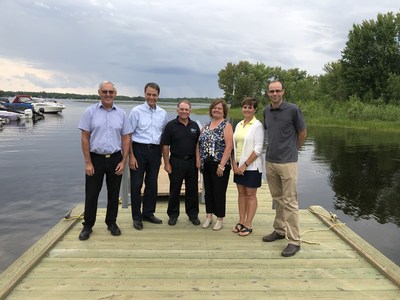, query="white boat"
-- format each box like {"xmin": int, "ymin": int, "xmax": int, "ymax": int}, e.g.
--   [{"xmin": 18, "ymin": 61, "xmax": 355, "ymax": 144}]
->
[
  {"xmin": 31, "ymin": 97, "xmax": 66, "ymax": 113},
  {"xmin": 12, "ymin": 95, "xmax": 66, "ymax": 113},
  {"xmin": 0, "ymin": 110, "xmax": 24, "ymax": 121}
]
